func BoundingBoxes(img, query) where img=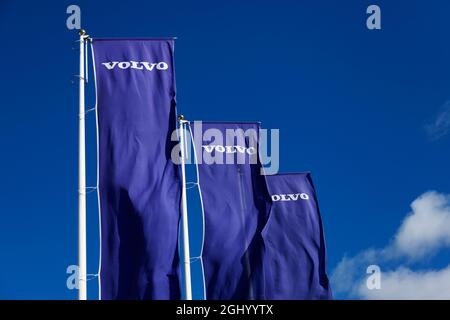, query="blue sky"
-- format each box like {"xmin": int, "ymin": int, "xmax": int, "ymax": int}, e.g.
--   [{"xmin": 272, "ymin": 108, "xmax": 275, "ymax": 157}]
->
[{"xmin": 0, "ymin": 0, "xmax": 449, "ymax": 299}]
